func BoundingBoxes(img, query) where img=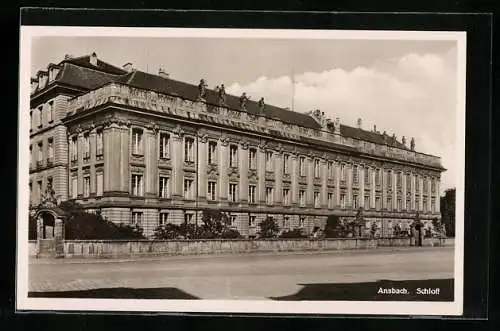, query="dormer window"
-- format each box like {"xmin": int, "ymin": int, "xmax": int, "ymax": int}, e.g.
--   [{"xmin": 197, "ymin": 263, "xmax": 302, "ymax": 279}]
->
[{"xmin": 90, "ymin": 52, "xmax": 98, "ymax": 66}]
